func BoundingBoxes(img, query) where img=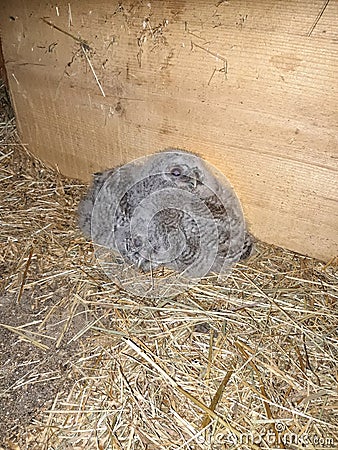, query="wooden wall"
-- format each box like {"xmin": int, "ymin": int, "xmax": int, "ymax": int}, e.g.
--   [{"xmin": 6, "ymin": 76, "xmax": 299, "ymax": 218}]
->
[{"xmin": 0, "ymin": 0, "xmax": 337, "ymax": 261}]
